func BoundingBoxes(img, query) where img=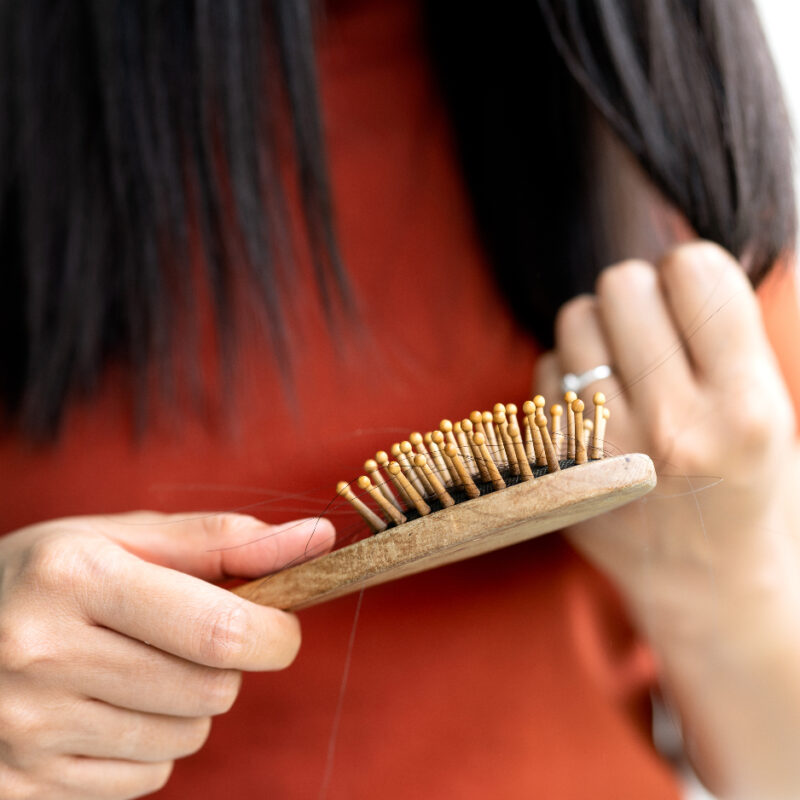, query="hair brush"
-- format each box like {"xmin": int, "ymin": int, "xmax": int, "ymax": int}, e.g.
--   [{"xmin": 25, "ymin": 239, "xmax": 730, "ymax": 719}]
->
[{"xmin": 234, "ymin": 393, "xmax": 655, "ymax": 611}]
